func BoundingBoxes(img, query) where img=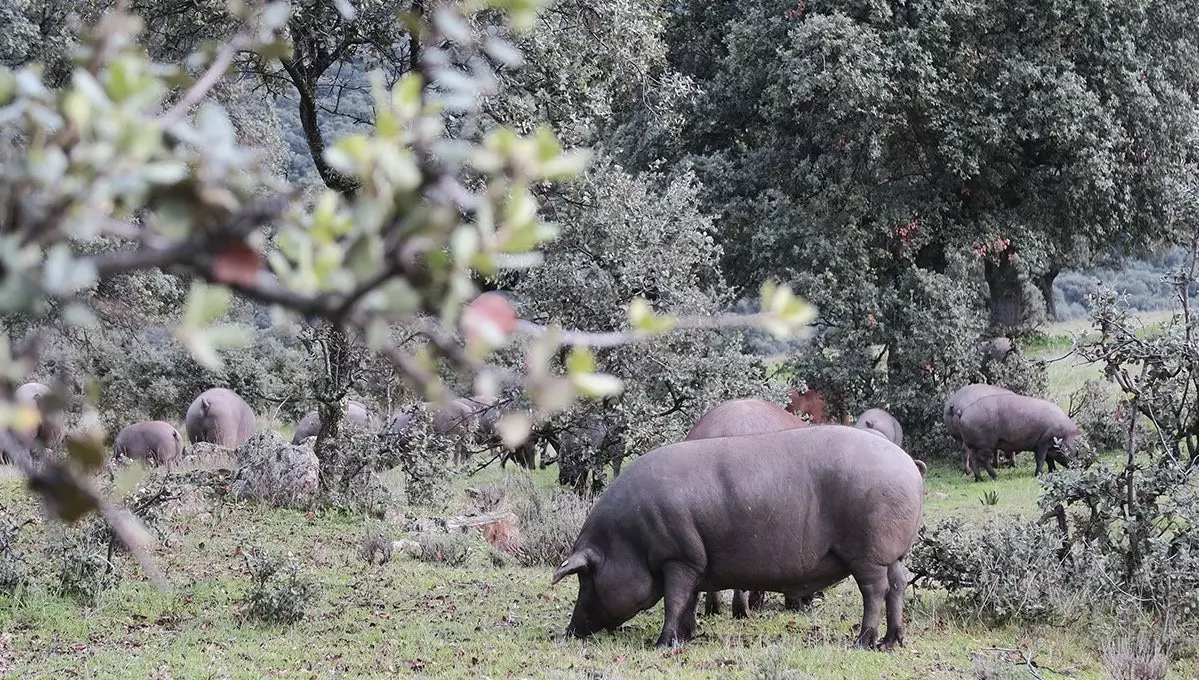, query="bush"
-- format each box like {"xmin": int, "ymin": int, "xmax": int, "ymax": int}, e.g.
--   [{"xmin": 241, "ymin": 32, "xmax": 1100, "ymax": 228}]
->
[
  {"xmin": 908, "ymin": 517, "xmax": 1093, "ymax": 625},
  {"xmin": 0, "ymin": 514, "xmax": 32, "ymax": 594},
  {"xmin": 47, "ymin": 522, "xmax": 120, "ymax": 605},
  {"xmin": 386, "ymin": 404, "xmax": 452, "ymax": 511},
  {"xmin": 317, "ymin": 422, "xmax": 400, "ymax": 517},
  {"xmin": 239, "ymin": 547, "xmax": 319, "ymax": 625},
  {"xmin": 413, "ymin": 532, "xmax": 474, "ymax": 567},
  {"xmin": 357, "ymin": 521, "xmax": 395, "ymax": 566},
  {"xmin": 1102, "ymin": 635, "xmax": 1169, "ymax": 680},
  {"xmin": 499, "ymin": 473, "xmax": 590, "ymax": 567},
  {"xmin": 1068, "ymin": 379, "xmax": 1126, "ymax": 454}
]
